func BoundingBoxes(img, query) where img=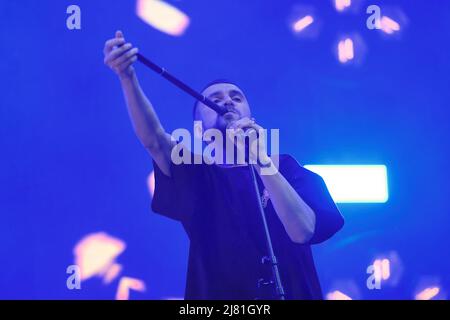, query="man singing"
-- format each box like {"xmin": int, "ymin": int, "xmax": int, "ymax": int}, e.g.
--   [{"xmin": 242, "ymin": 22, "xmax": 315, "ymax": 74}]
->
[{"xmin": 104, "ymin": 31, "xmax": 344, "ymax": 300}]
